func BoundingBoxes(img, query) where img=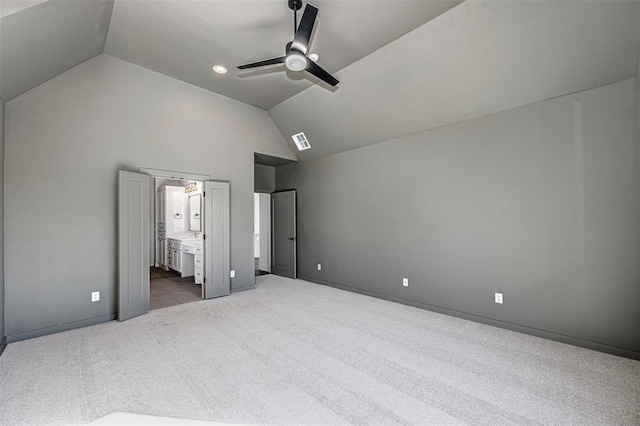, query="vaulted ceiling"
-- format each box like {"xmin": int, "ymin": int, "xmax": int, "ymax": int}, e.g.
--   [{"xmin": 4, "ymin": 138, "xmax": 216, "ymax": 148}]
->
[
  {"xmin": 0, "ymin": 0, "xmax": 463, "ymax": 107},
  {"xmin": 1, "ymin": 0, "xmax": 639, "ymax": 162}
]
